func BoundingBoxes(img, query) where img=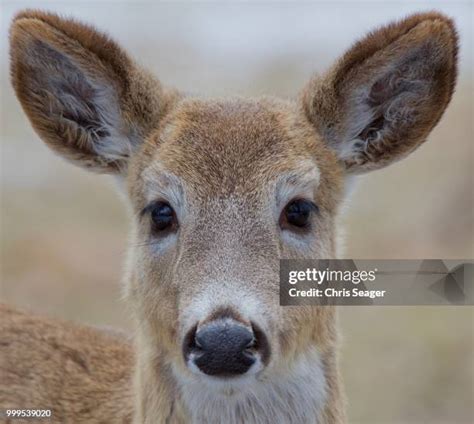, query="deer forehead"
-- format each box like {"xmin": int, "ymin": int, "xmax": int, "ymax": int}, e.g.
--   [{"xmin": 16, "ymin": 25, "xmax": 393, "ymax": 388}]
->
[{"xmin": 130, "ymin": 97, "xmax": 343, "ymax": 212}]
